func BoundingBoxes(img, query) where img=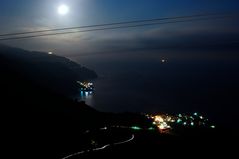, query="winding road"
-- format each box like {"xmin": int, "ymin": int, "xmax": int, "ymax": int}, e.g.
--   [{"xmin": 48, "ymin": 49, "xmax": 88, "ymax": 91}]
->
[{"xmin": 61, "ymin": 134, "xmax": 135, "ymax": 159}]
